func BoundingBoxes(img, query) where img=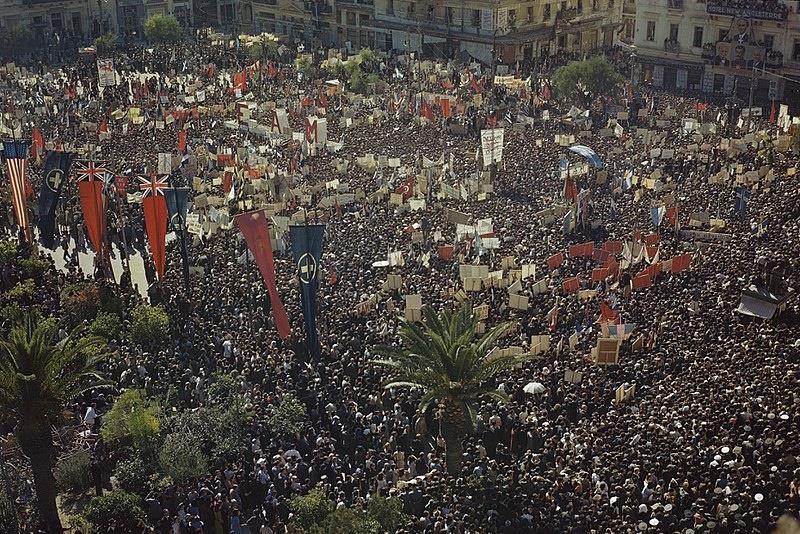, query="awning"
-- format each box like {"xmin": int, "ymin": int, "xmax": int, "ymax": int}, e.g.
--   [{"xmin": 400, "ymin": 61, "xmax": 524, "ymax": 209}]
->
[{"xmin": 735, "ymin": 294, "xmax": 778, "ymax": 319}]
